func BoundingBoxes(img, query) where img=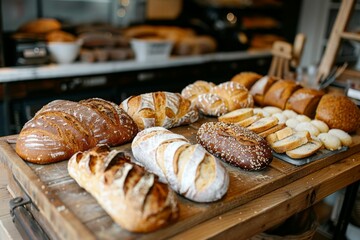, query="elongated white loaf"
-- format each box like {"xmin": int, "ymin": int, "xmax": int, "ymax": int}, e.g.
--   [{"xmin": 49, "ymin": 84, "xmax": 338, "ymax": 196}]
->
[
  {"xmin": 131, "ymin": 127, "xmax": 229, "ymax": 202},
  {"xmin": 68, "ymin": 145, "xmax": 179, "ymax": 233},
  {"xmin": 120, "ymin": 91, "xmax": 199, "ymax": 130}
]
